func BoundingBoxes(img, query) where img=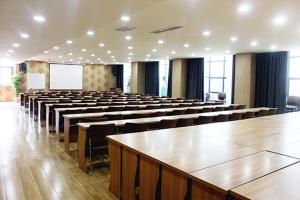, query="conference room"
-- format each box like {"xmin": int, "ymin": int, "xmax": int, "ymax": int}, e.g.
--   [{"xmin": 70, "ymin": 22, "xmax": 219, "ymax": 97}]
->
[{"xmin": 1, "ymin": 0, "xmax": 300, "ymax": 199}]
